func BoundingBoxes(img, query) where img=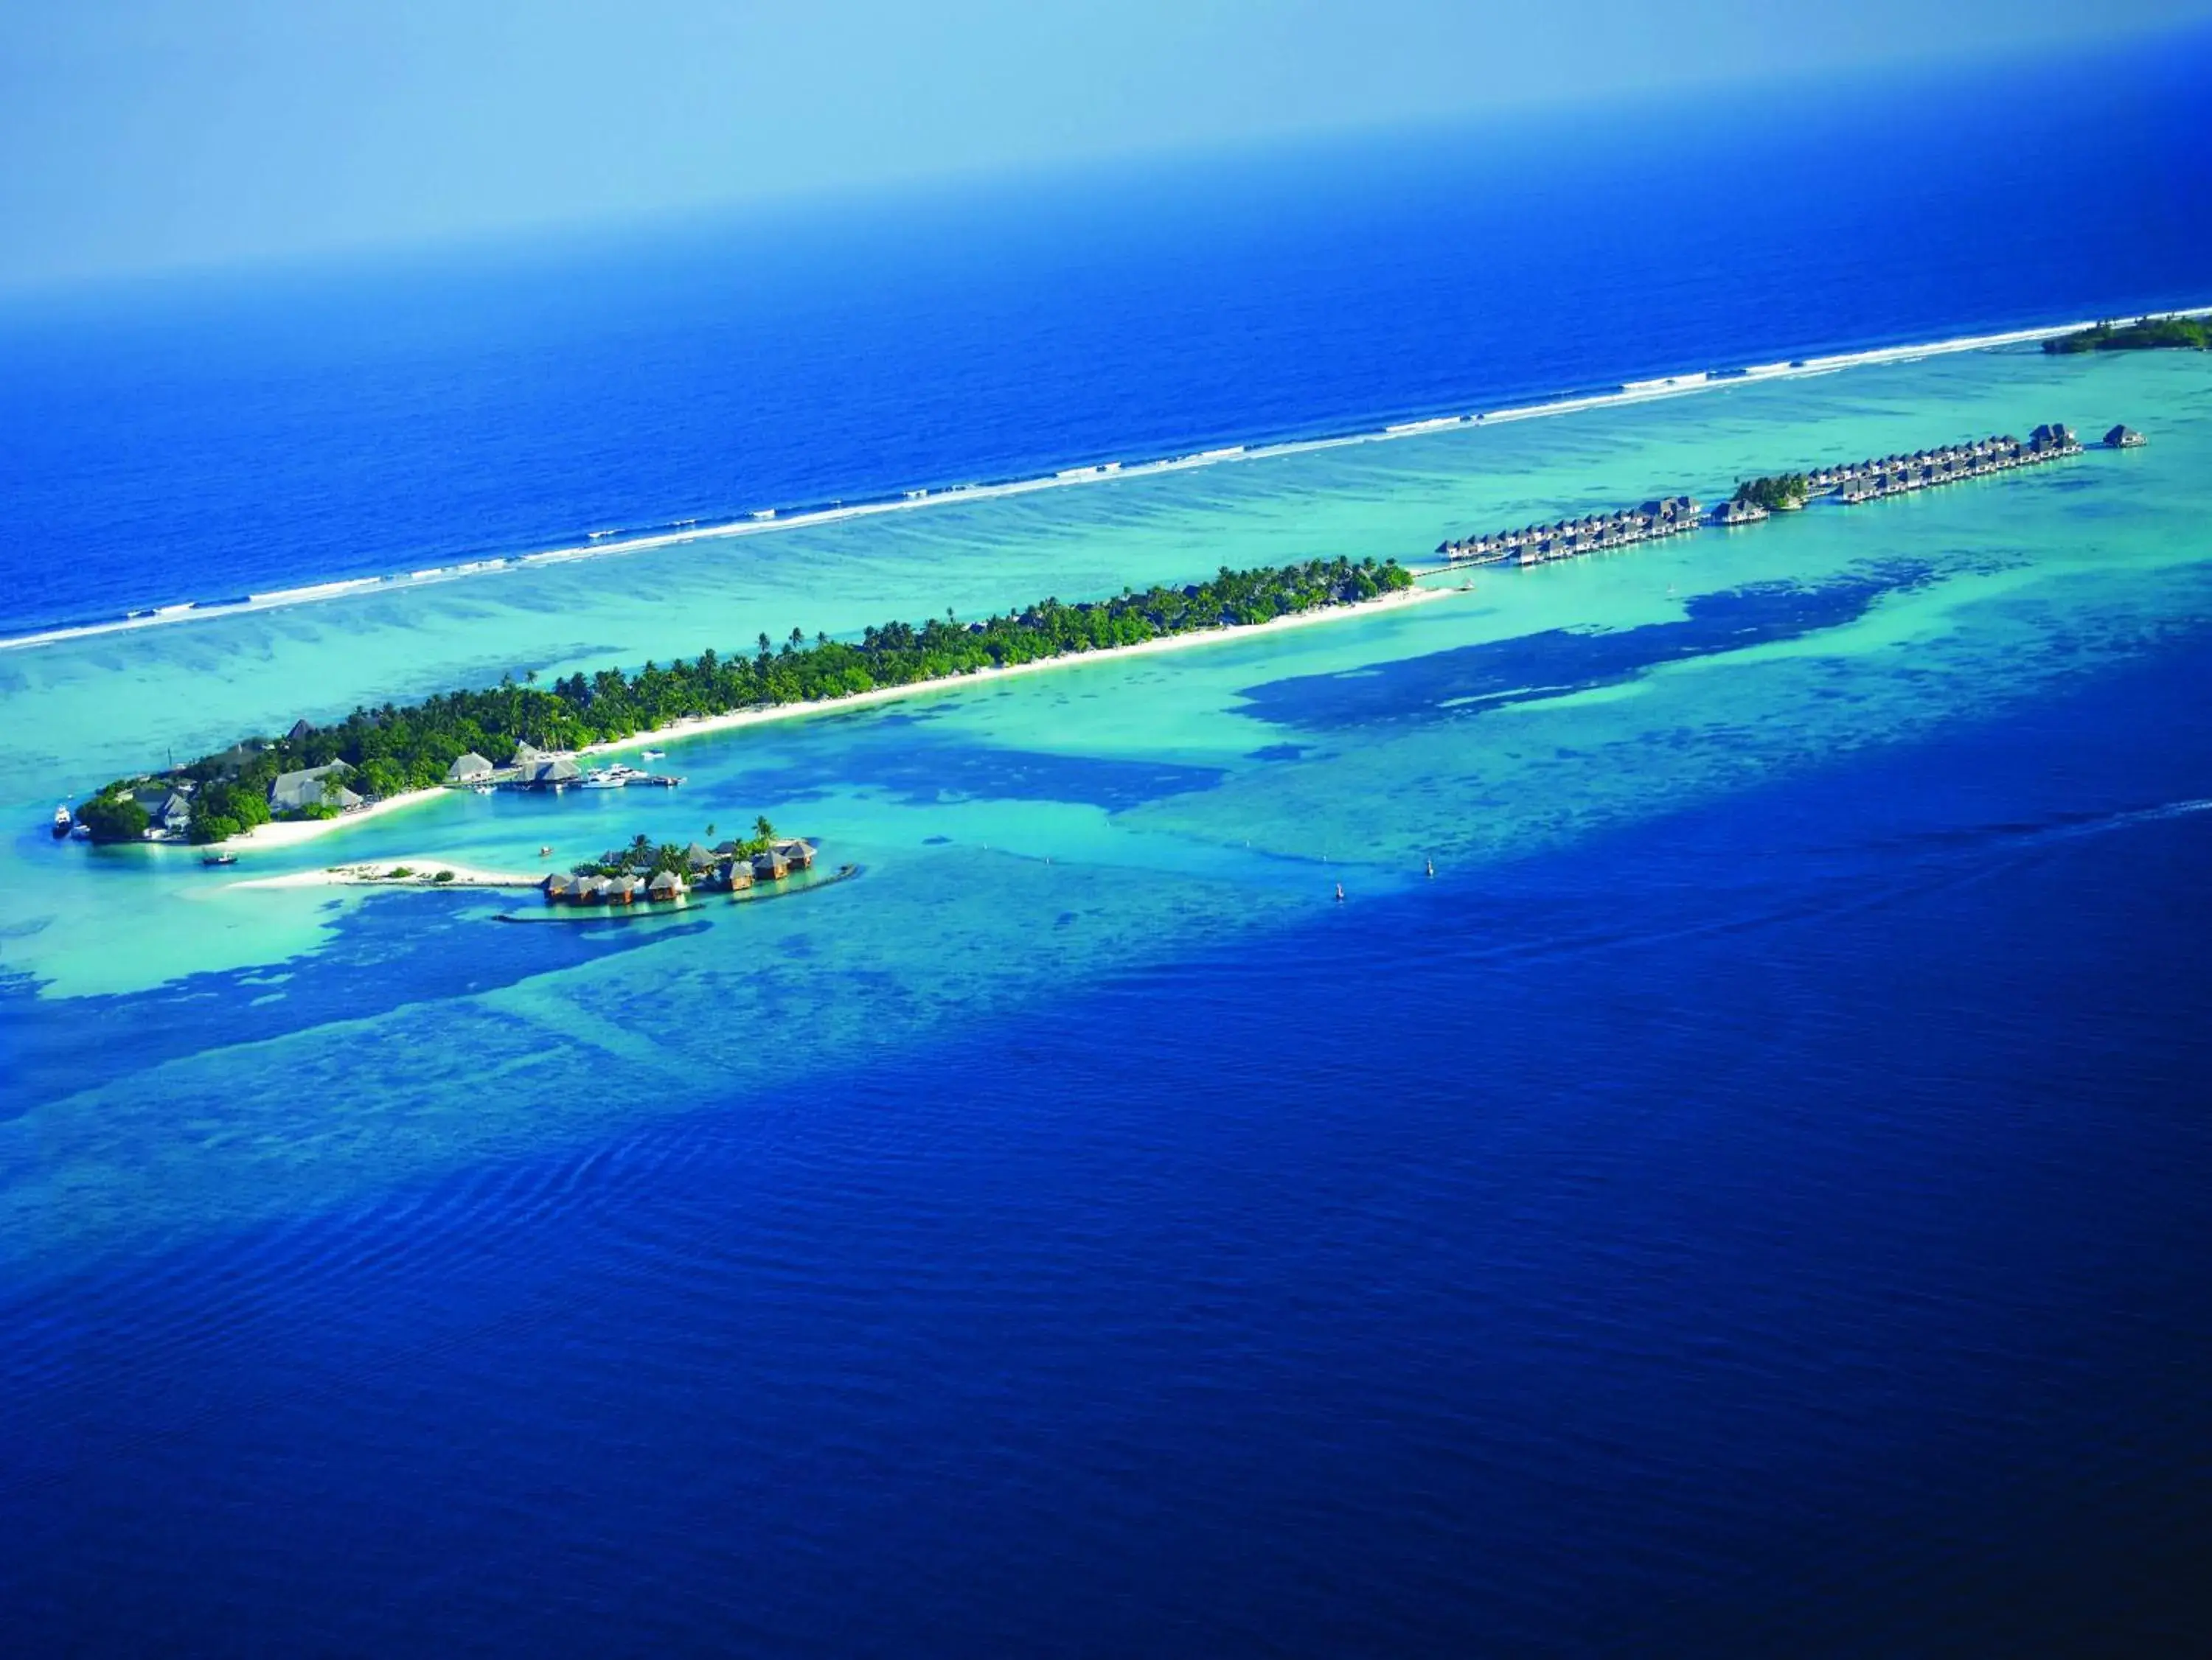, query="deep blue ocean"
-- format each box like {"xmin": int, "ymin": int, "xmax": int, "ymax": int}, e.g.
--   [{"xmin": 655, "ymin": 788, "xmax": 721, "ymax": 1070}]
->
[
  {"xmin": 7, "ymin": 28, "xmax": 2212, "ymax": 1657},
  {"xmin": 1, "ymin": 35, "xmax": 2208, "ymax": 638}
]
